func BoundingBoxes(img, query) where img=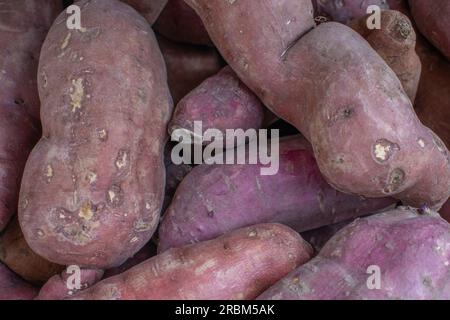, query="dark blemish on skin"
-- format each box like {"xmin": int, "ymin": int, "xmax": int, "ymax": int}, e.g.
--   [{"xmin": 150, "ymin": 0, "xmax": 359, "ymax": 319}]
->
[
  {"xmin": 383, "ymin": 168, "xmax": 405, "ymax": 194},
  {"xmin": 342, "ymin": 107, "xmax": 354, "ymax": 118},
  {"xmin": 207, "ymin": 210, "xmax": 214, "ymax": 218},
  {"xmin": 14, "ymin": 98, "xmax": 25, "ymax": 106},
  {"xmin": 223, "ymin": 242, "xmax": 231, "ymax": 250}
]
